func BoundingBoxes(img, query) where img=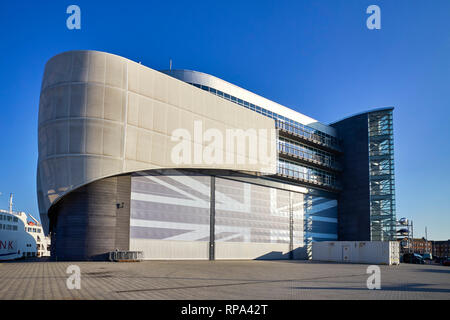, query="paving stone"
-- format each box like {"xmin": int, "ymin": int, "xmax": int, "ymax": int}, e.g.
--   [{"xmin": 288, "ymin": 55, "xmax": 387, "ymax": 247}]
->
[{"xmin": 0, "ymin": 260, "xmax": 448, "ymax": 299}]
